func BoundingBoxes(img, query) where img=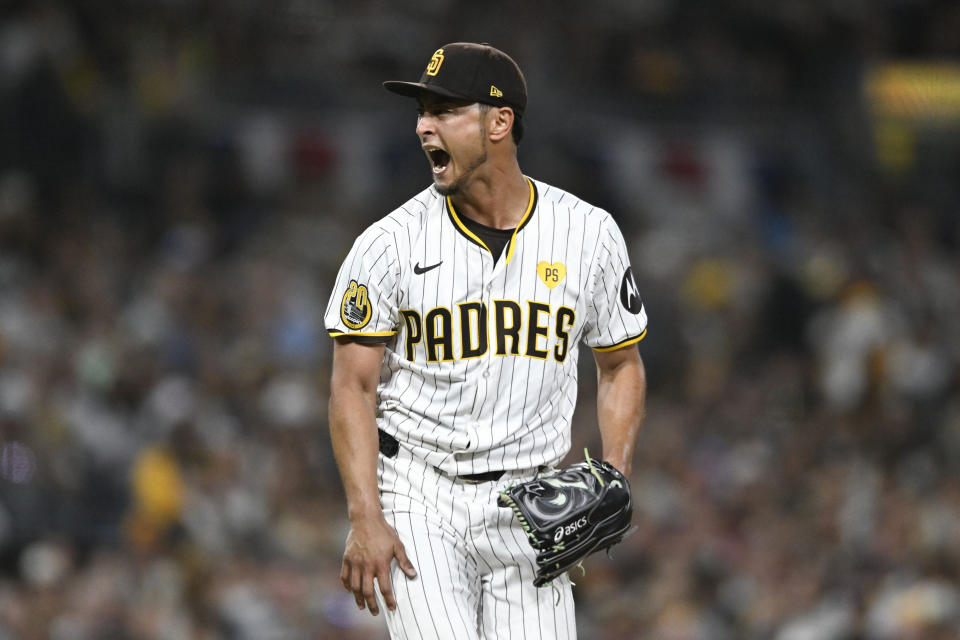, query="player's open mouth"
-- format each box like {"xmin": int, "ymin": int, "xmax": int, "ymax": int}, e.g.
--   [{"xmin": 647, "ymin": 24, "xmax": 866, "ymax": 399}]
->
[{"xmin": 427, "ymin": 148, "xmax": 450, "ymax": 174}]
